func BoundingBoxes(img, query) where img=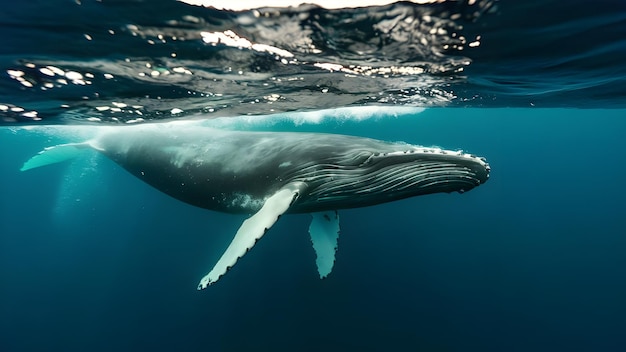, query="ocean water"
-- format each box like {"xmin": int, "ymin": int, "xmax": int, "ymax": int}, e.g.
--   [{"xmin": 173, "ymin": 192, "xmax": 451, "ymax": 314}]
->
[{"xmin": 1, "ymin": 1, "xmax": 626, "ymax": 351}]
